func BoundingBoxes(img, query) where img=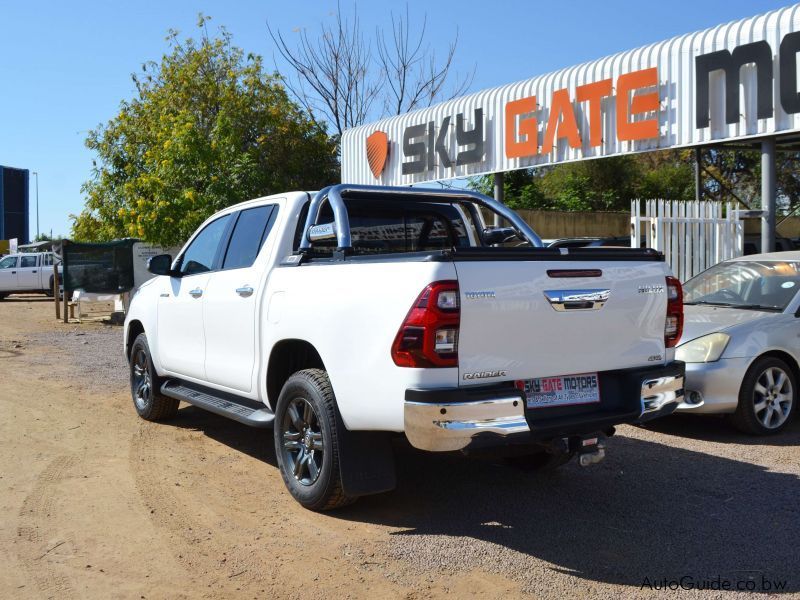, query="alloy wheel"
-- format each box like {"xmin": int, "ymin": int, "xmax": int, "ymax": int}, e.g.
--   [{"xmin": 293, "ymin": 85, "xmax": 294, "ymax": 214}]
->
[
  {"xmin": 753, "ymin": 366, "xmax": 793, "ymax": 429},
  {"xmin": 281, "ymin": 397, "xmax": 325, "ymax": 486},
  {"xmin": 131, "ymin": 348, "xmax": 152, "ymax": 411}
]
